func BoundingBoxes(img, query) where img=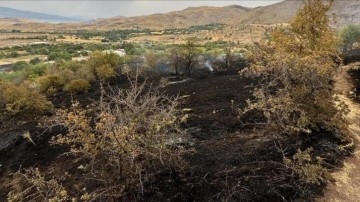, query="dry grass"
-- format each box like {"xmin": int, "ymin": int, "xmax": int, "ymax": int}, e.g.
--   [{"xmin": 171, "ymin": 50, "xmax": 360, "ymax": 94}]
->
[
  {"xmin": 0, "ymin": 24, "xmax": 276, "ymax": 48},
  {"xmin": 0, "ymin": 33, "xmax": 104, "ymax": 48},
  {"xmin": 0, "ymin": 55, "xmax": 47, "ymax": 65},
  {"xmin": 56, "ymin": 35, "xmax": 102, "ymax": 44},
  {"xmin": 127, "ymin": 24, "xmax": 281, "ymax": 45}
]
